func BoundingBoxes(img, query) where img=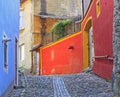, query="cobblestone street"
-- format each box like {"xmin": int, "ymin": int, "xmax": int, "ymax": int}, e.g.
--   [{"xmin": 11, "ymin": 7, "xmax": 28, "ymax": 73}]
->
[{"xmin": 8, "ymin": 72, "xmax": 113, "ymax": 97}]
